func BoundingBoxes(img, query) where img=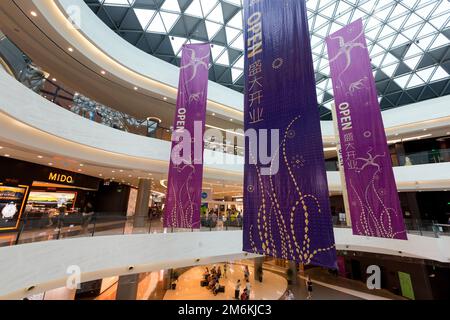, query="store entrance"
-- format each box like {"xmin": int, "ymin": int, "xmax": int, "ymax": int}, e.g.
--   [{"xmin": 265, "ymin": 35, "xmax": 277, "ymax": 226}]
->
[{"xmin": 24, "ymin": 181, "xmax": 97, "ymax": 230}]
